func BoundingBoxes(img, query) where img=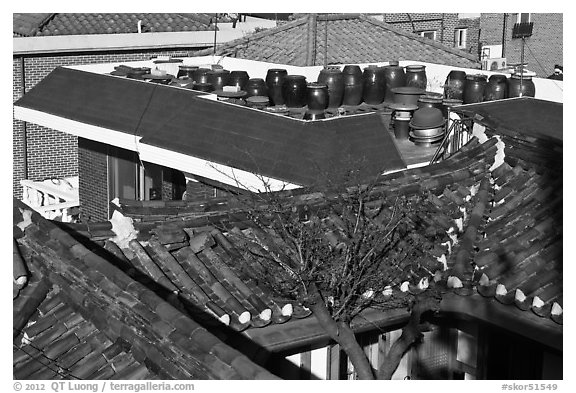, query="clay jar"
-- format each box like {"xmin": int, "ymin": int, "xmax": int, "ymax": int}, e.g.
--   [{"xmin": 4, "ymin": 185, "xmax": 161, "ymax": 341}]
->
[
  {"xmin": 317, "ymin": 68, "xmax": 345, "ymax": 108},
  {"xmin": 192, "ymin": 68, "xmax": 211, "ymax": 84},
  {"xmin": 245, "ymin": 78, "xmax": 268, "ymax": 98},
  {"xmin": 507, "ymin": 73, "xmax": 536, "ymax": 98},
  {"xmin": 463, "ymin": 74, "xmax": 487, "ymax": 104},
  {"xmin": 405, "ymin": 65, "xmax": 427, "ymax": 90},
  {"xmin": 177, "ymin": 65, "xmax": 199, "ymax": 79},
  {"xmin": 228, "ymin": 70, "xmax": 250, "ymax": 91},
  {"xmin": 382, "ymin": 64, "xmax": 406, "ymax": 103},
  {"xmin": 306, "ymin": 83, "xmax": 329, "ymax": 111},
  {"xmin": 444, "ymin": 70, "xmax": 467, "ymax": 100},
  {"xmin": 362, "ymin": 65, "xmax": 385, "ymax": 105},
  {"xmin": 282, "ymin": 75, "xmax": 308, "ymax": 108},
  {"xmin": 342, "ymin": 65, "xmax": 364, "ymax": 106},
  {"xmin": 484, "ymin": 74, "xmax": 508, "ymax": 101},
  {"xmin": 207, "ymin": 69, "xmax": 230, "ymax": 92},
  {"xmin": 266, "ymin": 68, "xmax": 288, "ymax": 105}
]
